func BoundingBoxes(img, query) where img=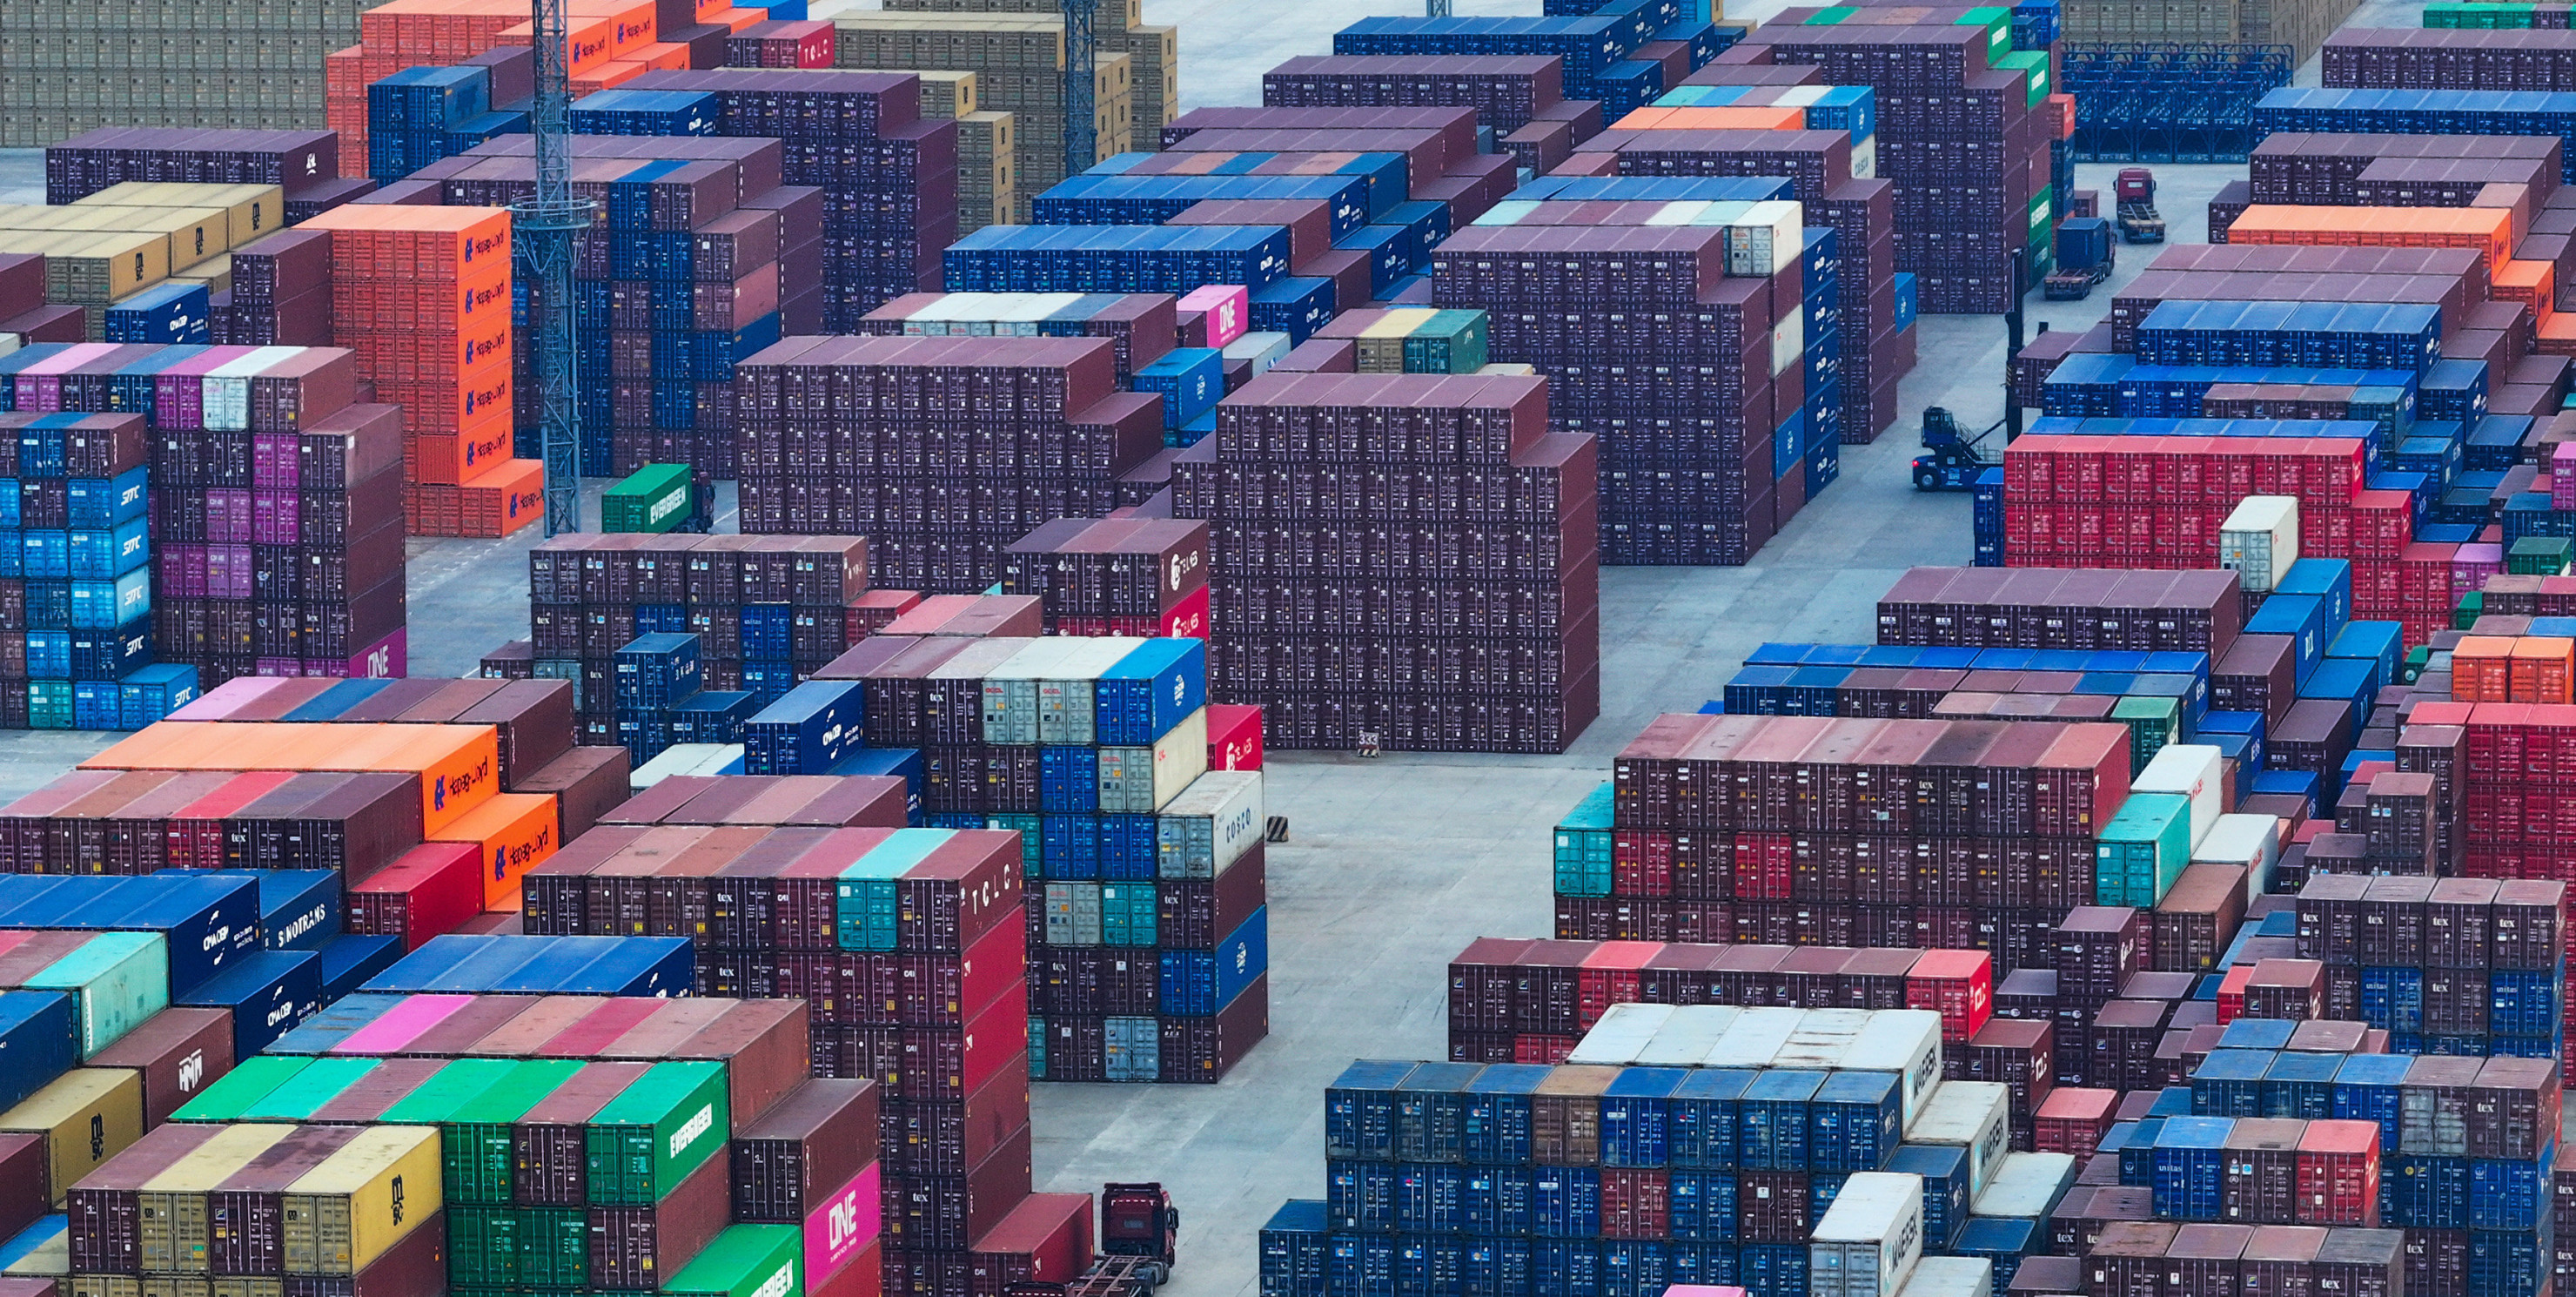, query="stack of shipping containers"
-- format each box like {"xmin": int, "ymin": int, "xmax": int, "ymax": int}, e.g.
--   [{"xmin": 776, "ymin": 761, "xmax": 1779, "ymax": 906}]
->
[
  {"xmin": 831, "ymin": 9, "xmax": 1132, "ymax": 225},
  {"xmin": 0, "ymin": 341, "xmax": 409, "ymax": 690},
  {"xmin": 525, "ymin": 533, "xmax": 876, "ymax": 739},
  {"xmin": 1167, "ymin": 372, "xmax": 1601, "ymax": 753},
  {"xmin": 730, "ymin": 336, "xmax": 1160, "ymax": 591},
  {"xmin": 809, "ymin": 633, "xmax": 1271, "ymax": 1081},
  {"xmin": 295, "ymin": 203, "xmax": 543, "ymax": 538}
]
